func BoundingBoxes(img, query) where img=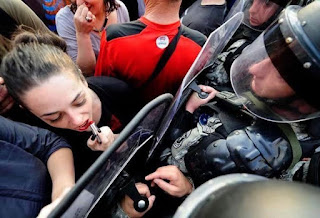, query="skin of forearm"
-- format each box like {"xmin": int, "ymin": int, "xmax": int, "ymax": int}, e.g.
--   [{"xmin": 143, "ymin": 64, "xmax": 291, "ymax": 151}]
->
[
  {"xmin": 47, "ymin": 148, "xmax": 75, "ymax": 201},
  {"xmin": 76, "ymin": 33, "xmax": 96, "ymax": 76}
]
